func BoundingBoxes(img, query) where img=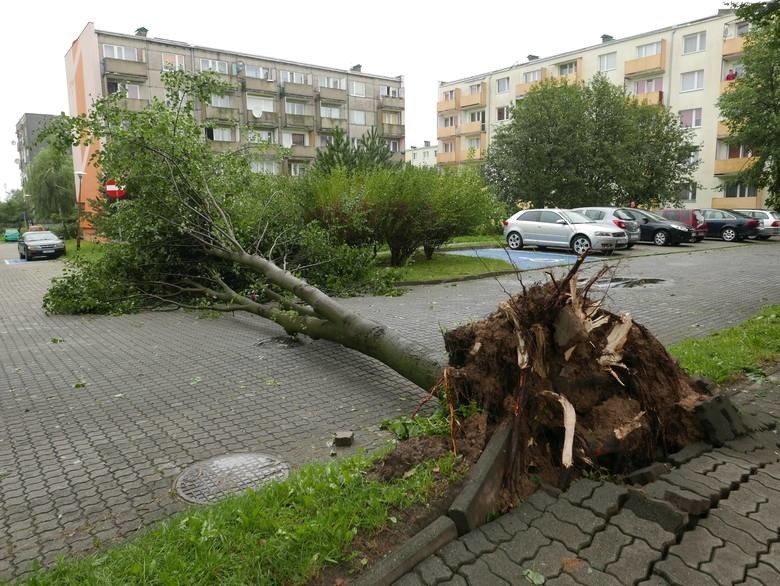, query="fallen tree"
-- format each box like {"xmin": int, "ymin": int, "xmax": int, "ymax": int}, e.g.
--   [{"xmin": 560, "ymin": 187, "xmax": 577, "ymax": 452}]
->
[{"xmin": 47, "ymin": 71, "xmax": 708, "ymax": 492}]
